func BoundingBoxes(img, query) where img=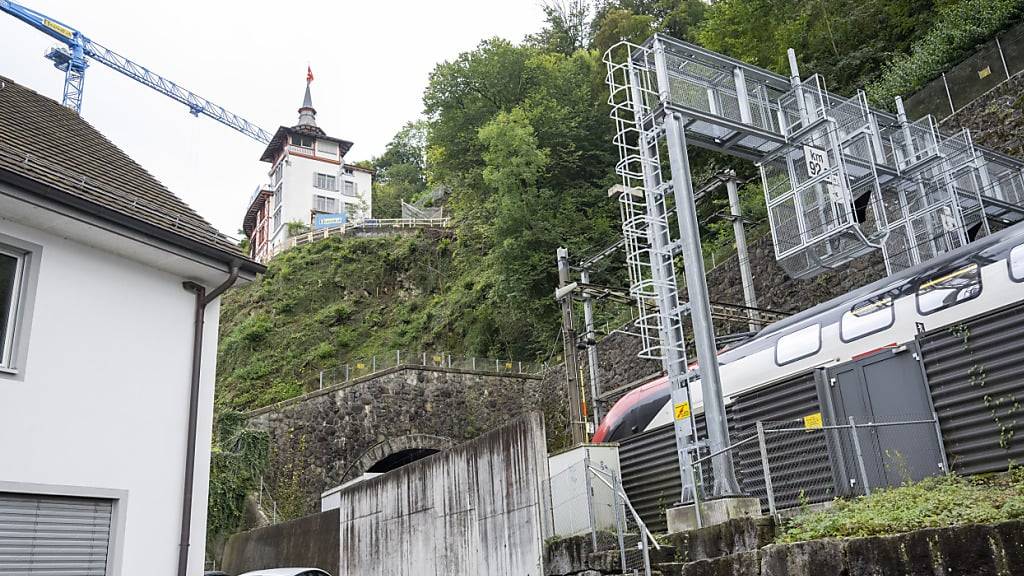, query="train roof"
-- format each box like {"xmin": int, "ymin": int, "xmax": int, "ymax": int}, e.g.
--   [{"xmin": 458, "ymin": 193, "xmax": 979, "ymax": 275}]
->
[{"xmin": 719, "ymin": 223, "xmax": 1024, "ymax": 362}]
